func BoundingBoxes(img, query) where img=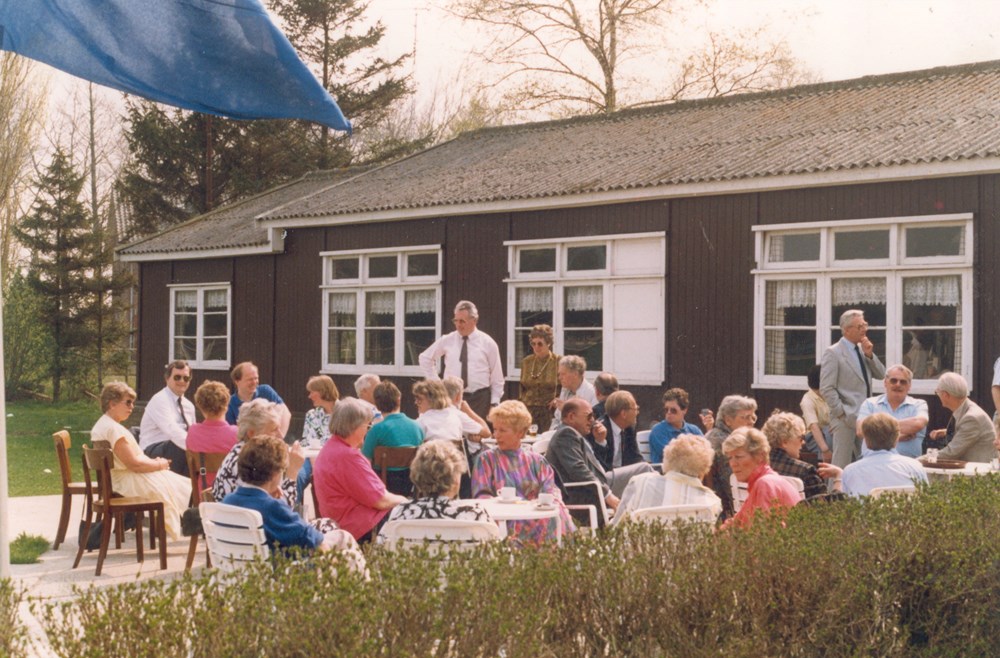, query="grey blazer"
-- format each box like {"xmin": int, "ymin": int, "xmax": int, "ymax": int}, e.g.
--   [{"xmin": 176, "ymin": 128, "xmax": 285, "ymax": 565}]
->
[
  {"xmin": 545, "ymin": 426, "xmax": 610, "ymax": 498},
  {"xmin": 819, "ymin": 339, "xmax": 886, "ymax": 422},
  {"xmin": 938, "ymin": 398, "xmax": 998, "ymax": 463}
]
